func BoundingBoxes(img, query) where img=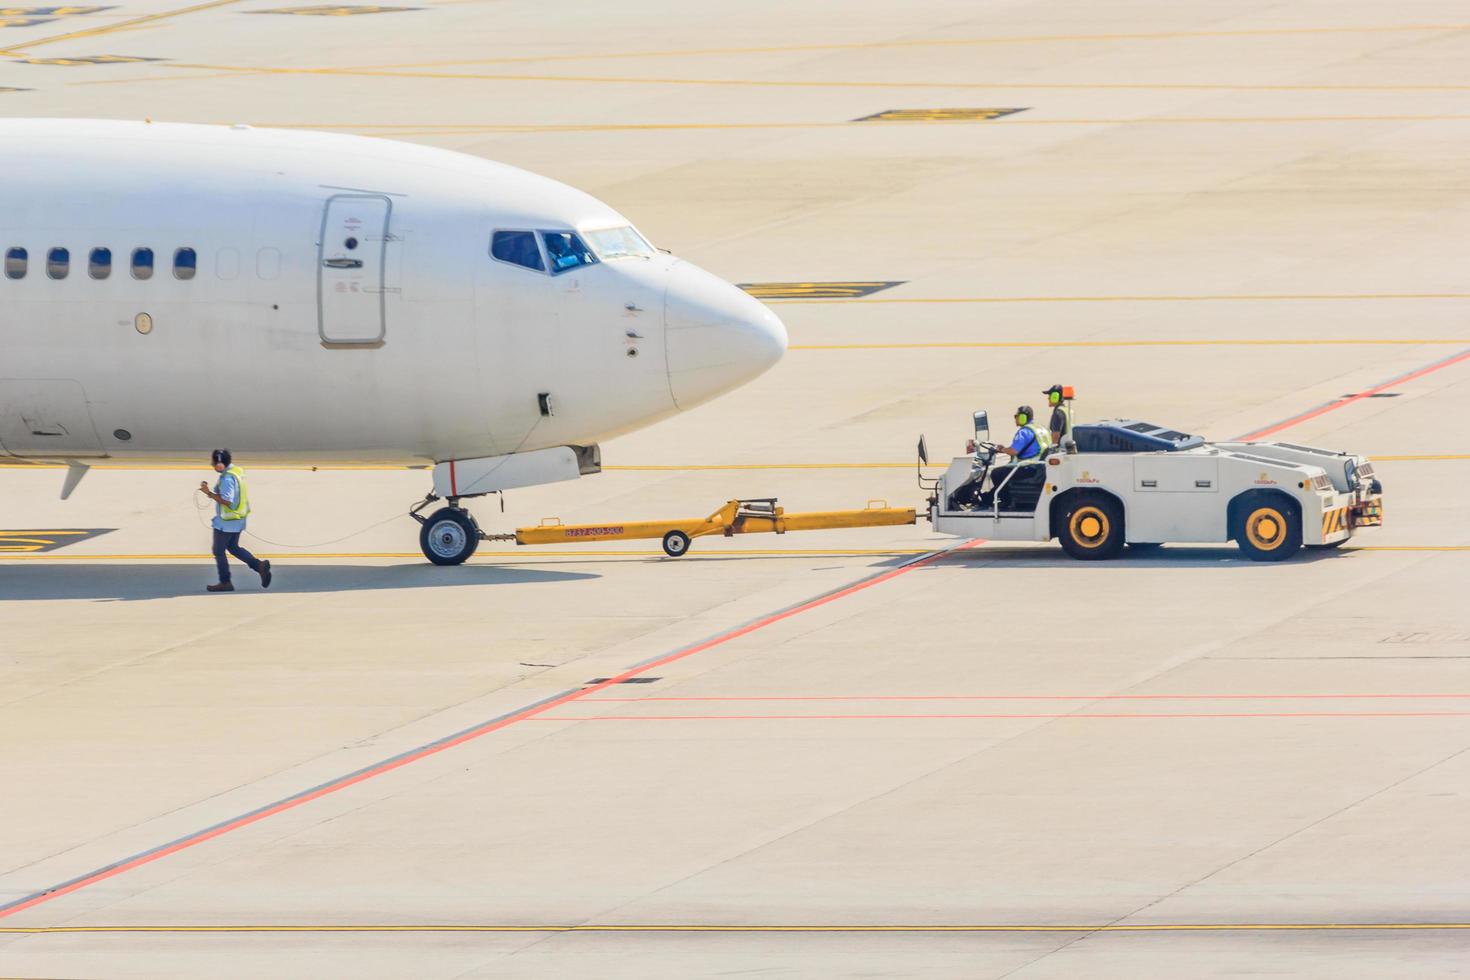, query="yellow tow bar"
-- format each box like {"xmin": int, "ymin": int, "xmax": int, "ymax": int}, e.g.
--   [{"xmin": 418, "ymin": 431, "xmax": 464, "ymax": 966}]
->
[{"xmin": 514, "ymin": 498, "xmax": 917, "ymax": 557}]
